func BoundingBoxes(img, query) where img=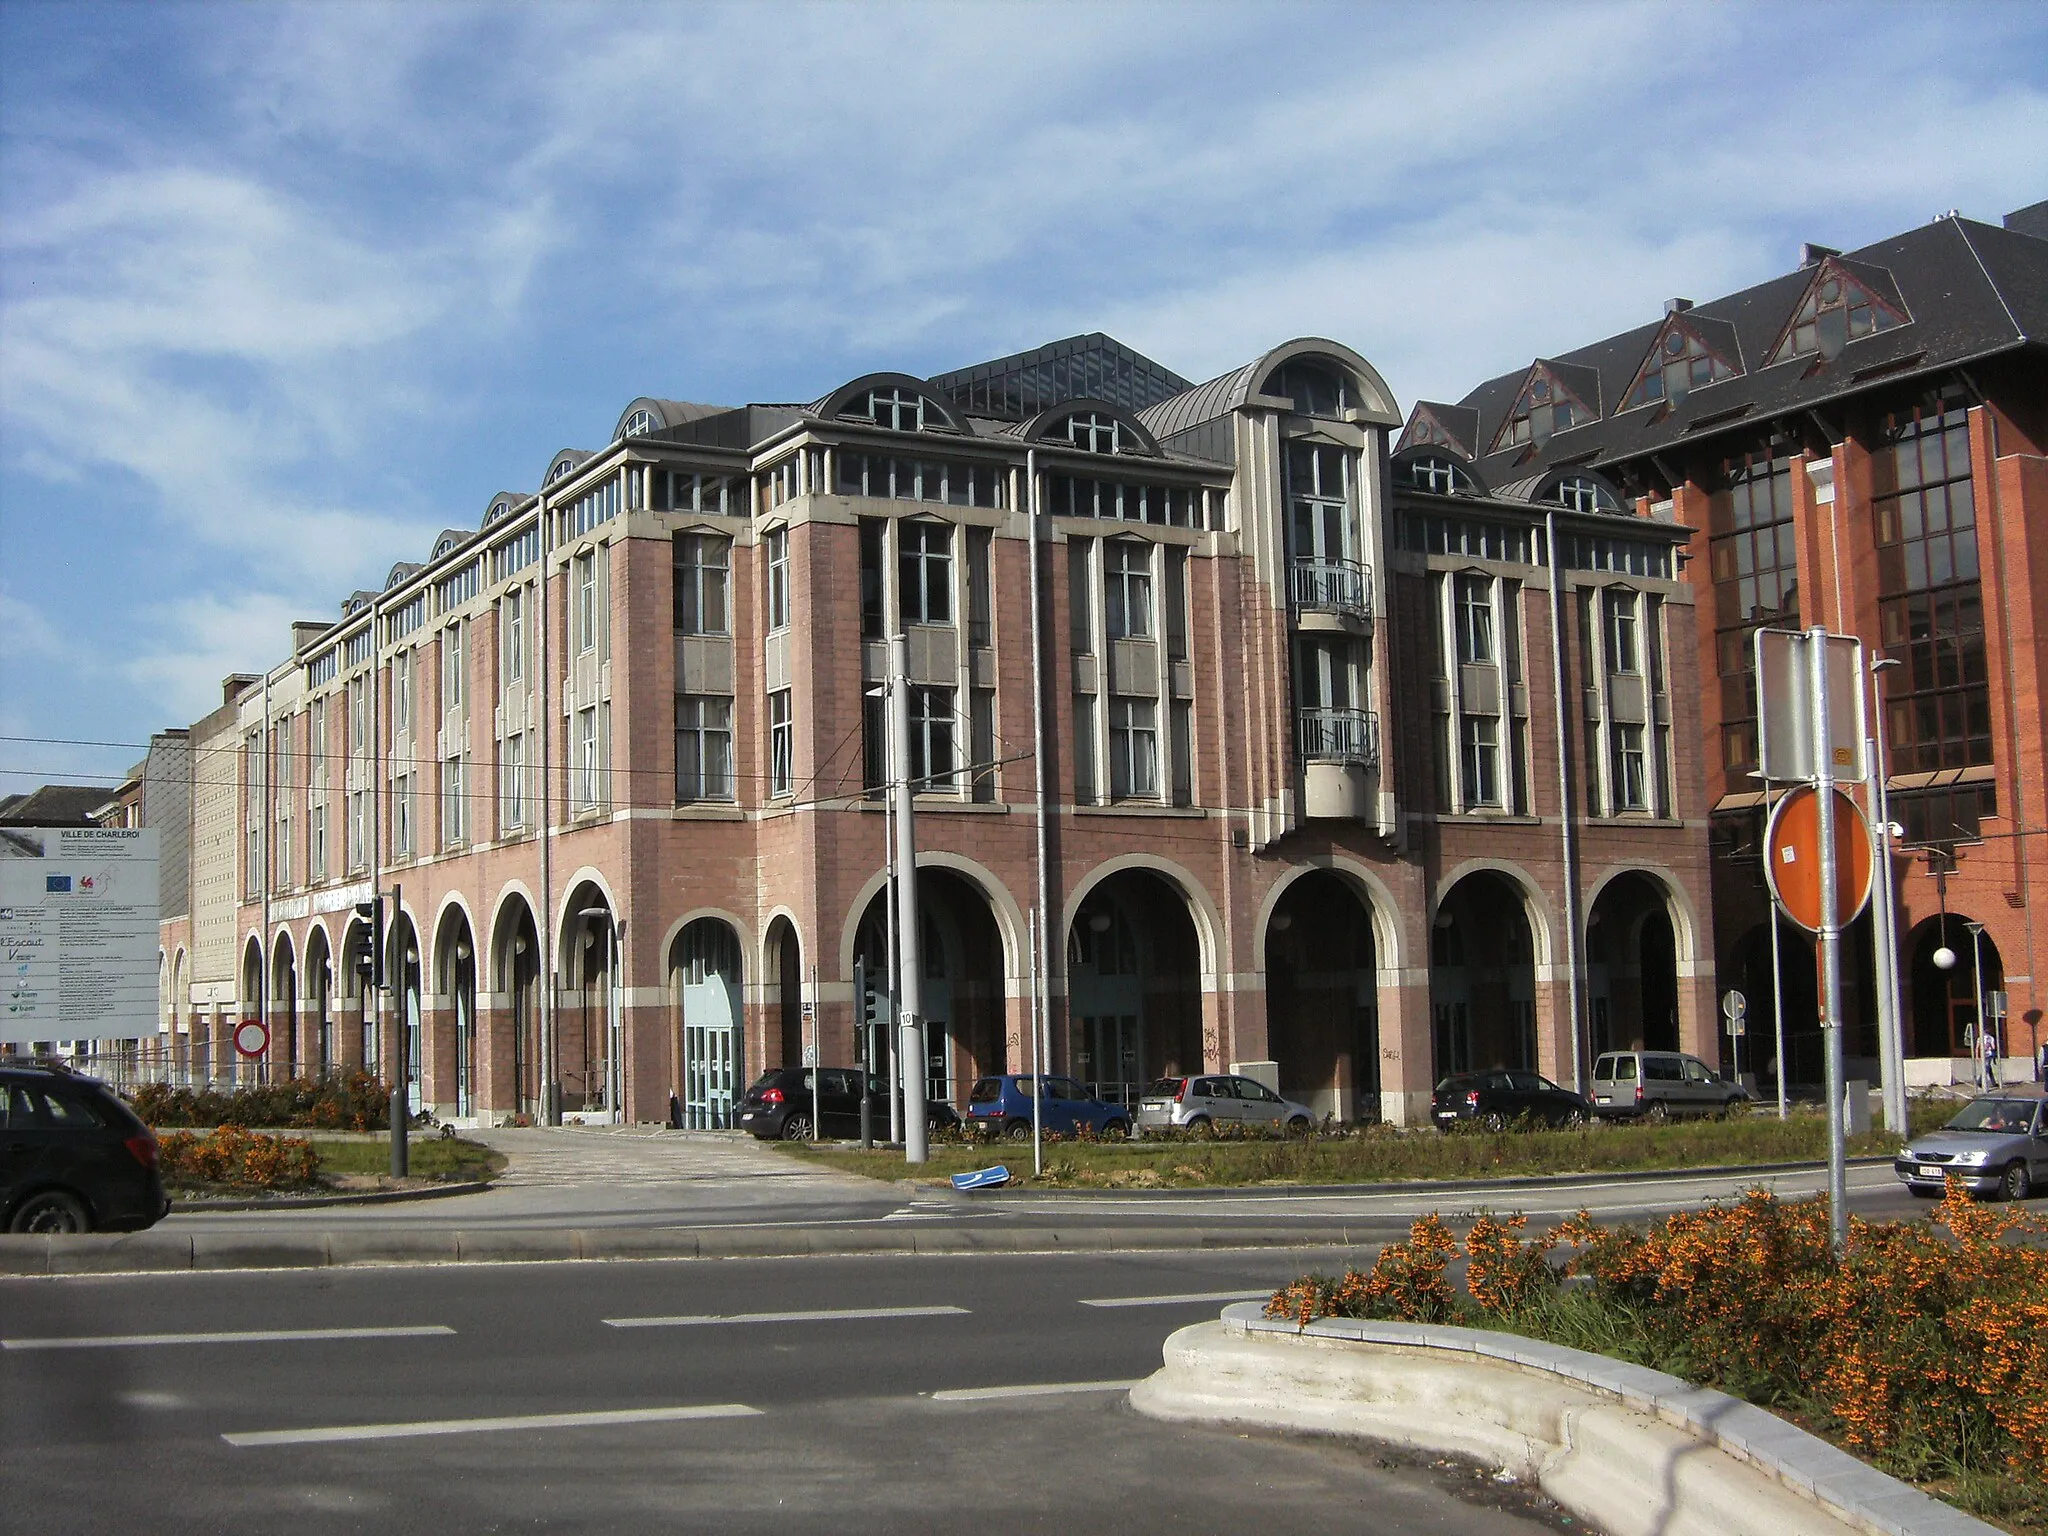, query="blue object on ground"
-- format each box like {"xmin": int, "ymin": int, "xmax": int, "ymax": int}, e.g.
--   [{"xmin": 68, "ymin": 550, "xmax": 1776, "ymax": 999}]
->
[{"xmin": 950, "ymin": 1165, "xmax": 1011, "ymax": 1192}]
